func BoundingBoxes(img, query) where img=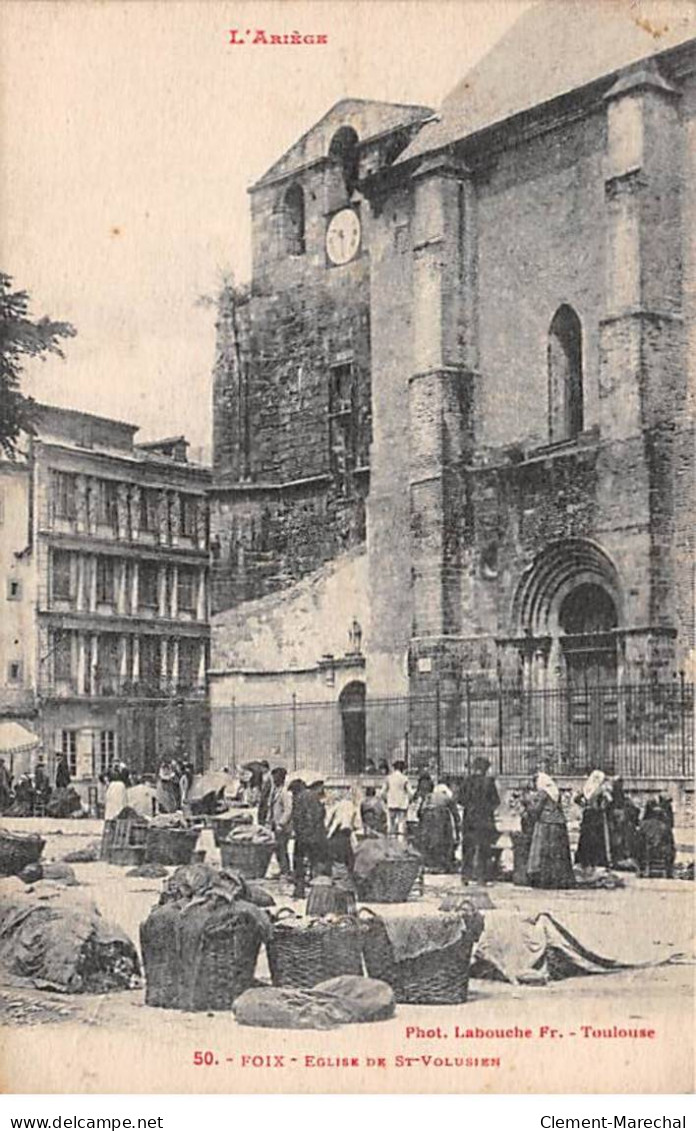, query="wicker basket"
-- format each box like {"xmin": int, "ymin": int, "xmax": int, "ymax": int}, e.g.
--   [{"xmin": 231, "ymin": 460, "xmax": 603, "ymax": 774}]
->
[
  {"xmin": 361, "ymin": 909, "xmax": 481, "ymax": 1004},
  {"xmin": 145, "ymin": 826, "xmax": 199, "ymax": 866},
  {"xmin": 267, "ymin": 910, "xmax": 364, "ymax": 989},
  {"xmin": 140, "ymin": 901, "xmax": 264, "ymax": 1011},
  {"xmin": 0, "ymin": 831, "xmax": 45, "ymax": 877},
  {"xmin": 220, "ymin": 839, "xmax": 274, "ymax": 879},
  {"xmin": 355, "ymin": 854, "xmax": 422, "ymax": 903},
  {"xmin": 101, "ymin": 819, "xmax": 148, "ymax": 866},
  {"xmin": 210, "ymin": 812, "xmax": 253, "ymax": 847}
]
